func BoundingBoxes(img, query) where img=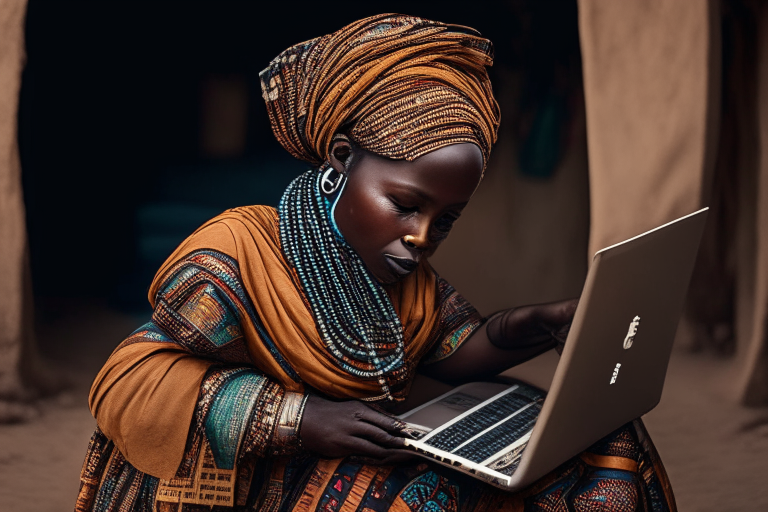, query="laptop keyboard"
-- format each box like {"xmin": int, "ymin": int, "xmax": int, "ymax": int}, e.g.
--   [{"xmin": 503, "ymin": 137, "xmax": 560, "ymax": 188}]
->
[
  {"xmin": 423, "ymin": 387, "xmax": 544, "ymax": 460},
  {"xmin": 452, "ymin": 402, "xmax": 540, "ymax": 463}
]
